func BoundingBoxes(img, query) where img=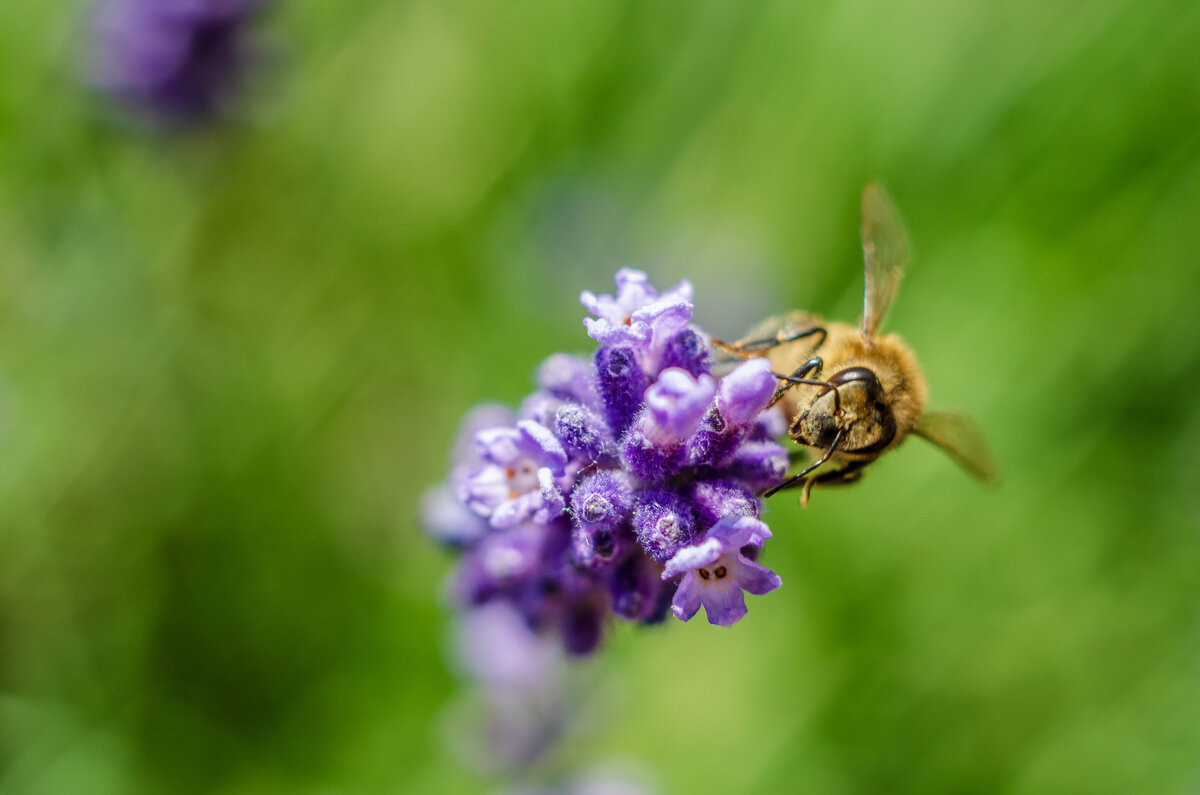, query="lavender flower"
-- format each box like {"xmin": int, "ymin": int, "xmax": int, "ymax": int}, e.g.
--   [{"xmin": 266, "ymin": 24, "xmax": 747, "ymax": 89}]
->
[
  {"xmin": 642, "ymin": 368, "xmax": 716, "ymax": 442},
  {"xmin": 631, "ymin": 489, "xmax": 696, "ymax": 563},
  {"xmin": 689, "ymin": 479, "xmax": 759, "ymax": 532},
  {"xmin": 660, "ymin": 326, "xmax": 711, "ymax": 377},
  {"xmin": 569, "ymin": 471, "xmax": 634, "ymax": 569},
  {"xmin": 90, "ymin": 0, "xmax": 266, "ymax": 125},
  {"xmin": 687, "ymin": 358, "xmax": 777, "ymax": 467},
  {"xmin": 580, "ymin": 268, "xmax": 693, "ymax": 369},
  {"xmin": 555, "ymin": 403, "xmax": 615, "ymax": 463},
  {"xmin": 619, "ymin": 368, "xmax": 715, "ymax": 482},
  {"xmin": 423, "ymin": 268, "xmax": 790, "ymax": 657},
  {"xmin": 461, "ymin": 422, "xmax": 568, "ymax": 529},
  {"xmin": 662, "ymin": 516, "xmax": 782, "ymax": 626},
  {"xmin": 594, "ymin": 347, "xmax": 647, "ymax": 439}
]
